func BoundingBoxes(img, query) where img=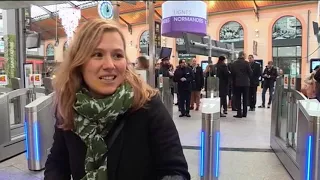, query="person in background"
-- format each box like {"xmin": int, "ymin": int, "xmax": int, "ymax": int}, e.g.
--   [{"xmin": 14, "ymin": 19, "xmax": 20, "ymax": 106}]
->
[
  {"xmin": 203, "ymin": 64, "xmax": 216, "ymax": 97},
  {"xmin": 169, "ymin": 64, "xmax": 175, "ymax": 100},
  {"xmin": 136, "ymin": 55, "xmax": 149, "ymax": 70},
  {"xmin": 174, "ymin": 59, "xmax": 194, "ymax": 117},
  {"xmin": 311, "ymin": 66, "xmax": 320, "ymax": 101},
  {"xmin": 302, "ymin": 65, "xmax": 319, "ymax": 99},
  {"xmin": 216, "ymin": 56, "xmax": 230, "ymax": 117},
  {"xmin": 44, "ymin": 19, "xmax": 190, "ymax": 180},
  {"xmin": 258, "ymin": 61, "xmax": 278, "ymax": 108},
  {"xmin": 190, "ymin": 58, "xmax": 204, "ymax": 111},
  {"xmin": 155, "ymin": 57, "xmax": 174, "ymax": 88},
  {"xmin": 278, "ymin": 69, "xmax": 284, "ymax": 77},
  {"xmin": 229, "ymin": 51, "xmax": 252, "ymax": 118},
  {"xmin": 174, "ymin": 65, "xmax": 180, "ymax": 106},
  {"xmin": 227, "ymin": 62, "xmax": 236, "ymax": 110},
  {"xmin": 248, "ymin": 55, "xmax": 261, "ymax": 111},
  {"xmin": 154, "ymin": 62, "xmax": 160, "ymax": 87}
]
